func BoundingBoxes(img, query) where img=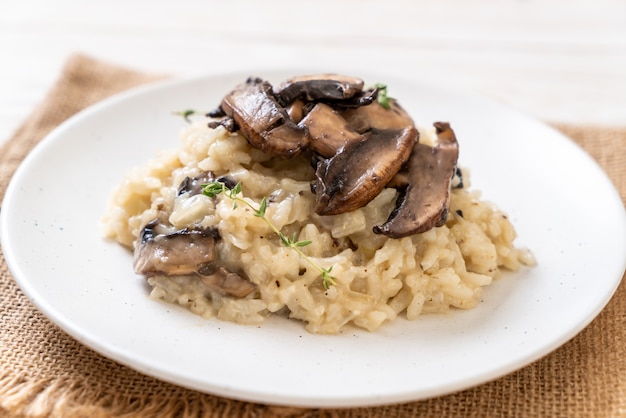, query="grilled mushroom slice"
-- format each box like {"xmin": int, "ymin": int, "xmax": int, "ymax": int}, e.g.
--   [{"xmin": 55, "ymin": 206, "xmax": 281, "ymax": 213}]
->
[
  {"xmin": 299, "ymin": 103, "xmax": 363, "ymax": 157},
  {"xmin": 134, "ymin": 220, "xmax": 257, "ymax": 298},
  {"xmin": 313, "ymin": 126, "xmax": 418, "ymax": 216},
  {"xmin": 273, "ymin": 74, "xmax": 365, "ymax": 105},
  {"xmin": 319, "ymin": 88, "xmax": 379, "ymax": 109},
  {"xmin": 220, "ymin": 77, "xmax": 309, "ymax": 158},
  {"xmin": 341, "ymin": 99, "xmax": 414, "ymax": 133},
  {"xmin": 133, "ymin": 219, "xmax": 220, "ymax": 277},
  {"xmin": 373, "ymin": 122, "xmax": 459, "ymax": 238}
]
